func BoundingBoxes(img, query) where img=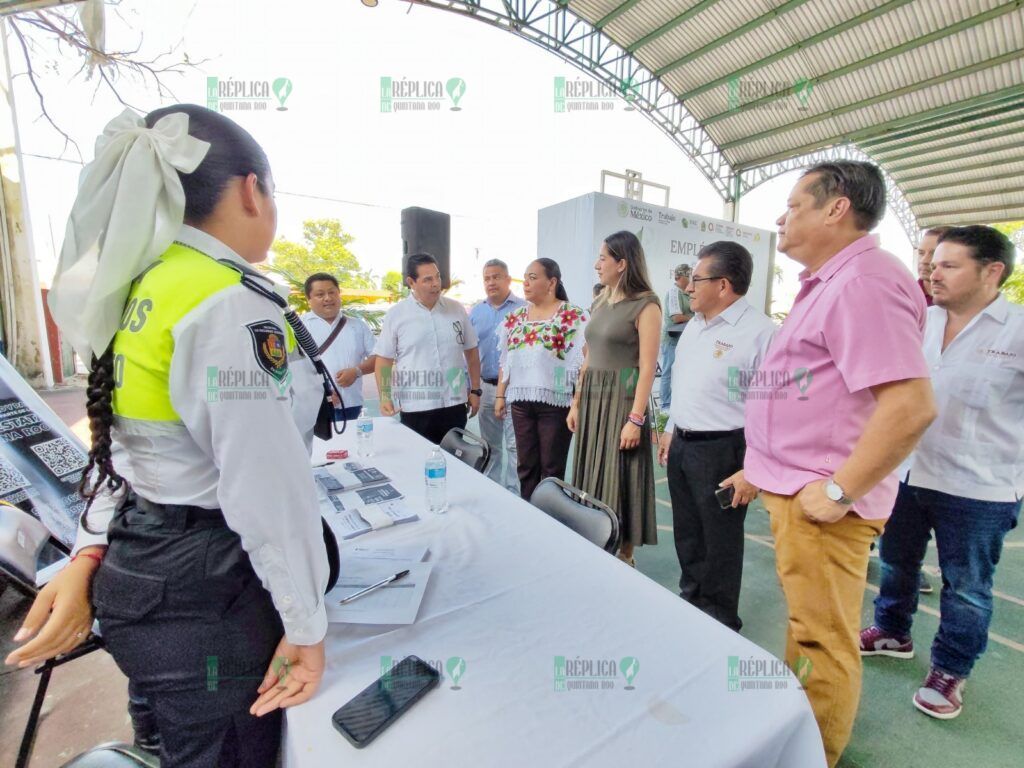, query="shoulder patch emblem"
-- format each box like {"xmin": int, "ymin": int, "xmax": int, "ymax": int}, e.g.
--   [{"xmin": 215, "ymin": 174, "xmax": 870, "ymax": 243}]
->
[{"xmin": 246, "ymin": 320, "xmax": 289, "ymax": 380}]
